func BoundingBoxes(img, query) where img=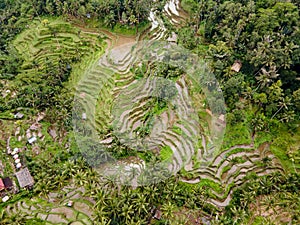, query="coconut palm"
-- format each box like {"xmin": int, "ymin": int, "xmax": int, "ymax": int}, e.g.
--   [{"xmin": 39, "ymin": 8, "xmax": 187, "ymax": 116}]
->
[
  {"xmin": 271, "ymin": 96, "xmax": 291, "ymax": 119},
  {"xmin": 72, "ymin": 170, "xmax": 89, "ymax": 187},
  {"xmin": 255, "ymin": 65, "xmax": 279, "ymax": 90},
  {"xmin": 62, "ymin": 160, "xmax": 79, "ymax": 178},
  {"xmin": 94, "ymin": 189, "xmax": 109, "ymax": 207},
  {"xmin": 143, "ymin": 185, "xmax": 159, "ymax": 204},
  {"xmin": 93, "ymin": 205, "xmax": 111, "ymax": 224},
  {"xmin": 161, "ymin": 202, "xmax": 176, "ymax": 221},
  {"xmin": 54, "ymin": 173, "xmax": 68, "ymax": 189},
  {"xmin": 132, "ymin": 192, "xmax": 150, "ymax": 216},
  {"xmin": 82, "ymin": 180, "xmax": 96, "ymax": 197},
  {"xmin": 120, "ymin": 204, "xmax": 135, "ymax": 223},
  {"xmin": 34, "ymin": 179, "xmax": 52, "ymax": 198}
]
